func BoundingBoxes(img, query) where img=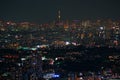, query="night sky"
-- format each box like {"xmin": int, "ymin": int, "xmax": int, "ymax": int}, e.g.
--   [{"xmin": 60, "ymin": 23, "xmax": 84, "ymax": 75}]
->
[{"xmin": 0, "ymin": 0, "xmax": 120, "ymax": 23}]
